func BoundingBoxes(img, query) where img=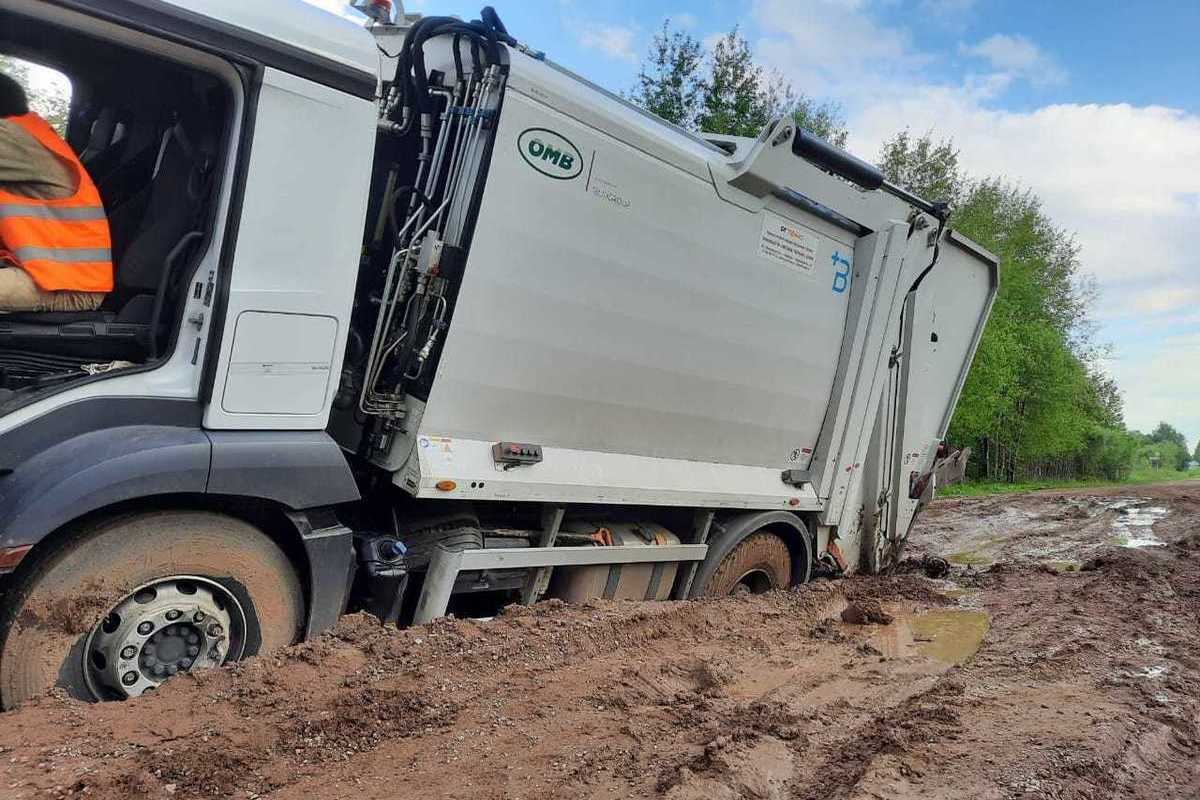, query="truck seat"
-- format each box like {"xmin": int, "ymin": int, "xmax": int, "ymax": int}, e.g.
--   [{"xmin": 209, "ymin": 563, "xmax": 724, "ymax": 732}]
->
[{"xmin": 0, "ymin": 124, "xmax": 209, "ymax": 361}]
